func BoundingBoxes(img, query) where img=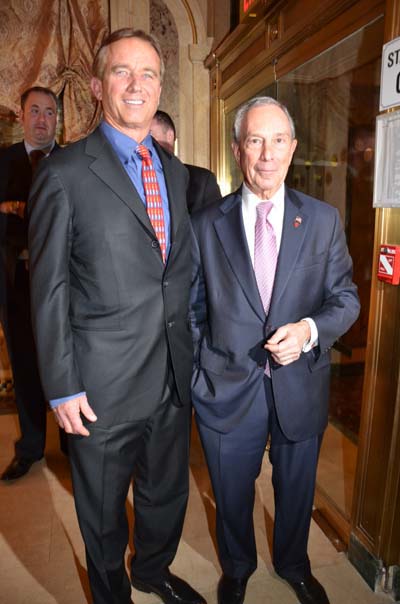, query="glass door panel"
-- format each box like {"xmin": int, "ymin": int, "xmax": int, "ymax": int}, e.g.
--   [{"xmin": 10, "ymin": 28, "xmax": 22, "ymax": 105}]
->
[{"xmin": 279, "ymin": 16, "xmax": 383, "ymax": 521}]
